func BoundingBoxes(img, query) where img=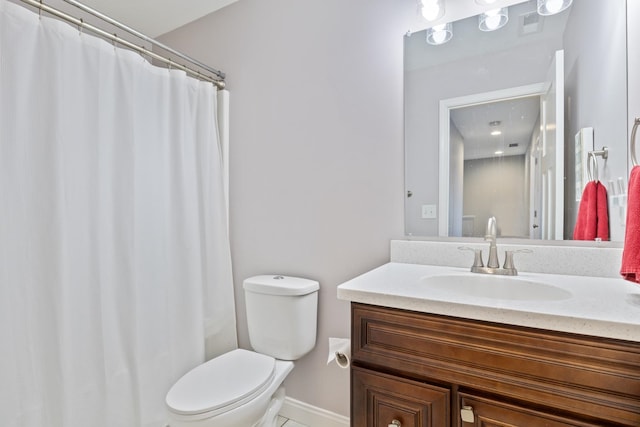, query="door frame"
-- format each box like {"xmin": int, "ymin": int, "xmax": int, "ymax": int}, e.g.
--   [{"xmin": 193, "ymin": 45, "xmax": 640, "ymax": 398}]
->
[{"xmin": 438, "ymin": 82, "xmax": 548, "ymax": 237}]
